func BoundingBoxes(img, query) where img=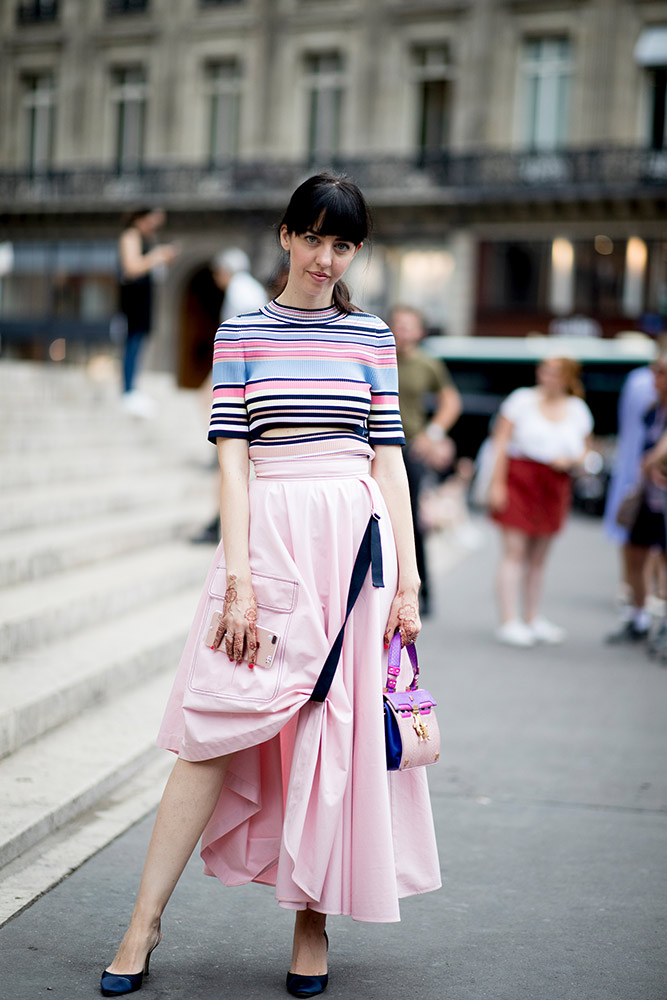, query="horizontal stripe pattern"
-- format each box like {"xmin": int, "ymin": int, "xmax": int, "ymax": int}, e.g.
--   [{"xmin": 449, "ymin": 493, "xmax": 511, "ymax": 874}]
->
[{"xmin": 208, "ymin": 299, "xmax": 405, "ymax": 453}]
